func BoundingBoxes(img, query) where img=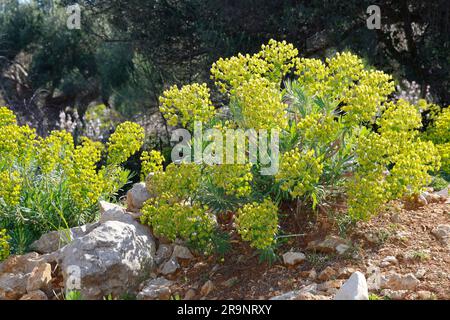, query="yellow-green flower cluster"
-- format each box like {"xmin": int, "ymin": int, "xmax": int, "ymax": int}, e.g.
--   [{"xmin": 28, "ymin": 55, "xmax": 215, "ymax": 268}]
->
[
  {"xmin": 353, "ymin": 129, "xmax": 388, "ymax": 170},
  {"xmin": 142, "ymin": 161, "xmax": 218, "ymax": 250},
  {"xmin": 294, "ymin": 52, "xmax": 394, "ymax": 125},
  {"xmin": 107, "ymin": 121, "xmax": 145, "ymax": 165},
  {"xmin": 160, "ymin": 83, "xmax": 216, "ymax": 128},
  {"xmin": 257, "ymin": 39, "xmax": 299, "ymax": 81},
  {"xmin": 435, "ymin": 143, "xmax": 450, "ymax": 173},
  {"xmin": 0, "ymin": 229, "xmax": 10, "ymax": 261},
  {"xmin": 295, "ymin": 52, "xmax": 365, "ymax": 98},
  {"xmin": 0, "ymin": 170, "xmax": 22, "ymax": 206},
  {"xmin": 99, "ymin": 165, "xmax": 129, "ymax": 199},
  {"xmin": 235, "ymin": 198, "xmax": 279, "ymax": 250},
  {"xmin": 234, "ymin": 77, "xmax": 288, "ymax": 130},
  {"xmin": 423, "ymin": 106, "xmax": 450, "ymax": 172},
  {"xmin": 378, "ymin": 99, "xmax": 422, "ymax": 135},
  {"xmin": 376, "ymin": 100, "xmax": 423, "ymax": 157},
  {"xmin": 140, "ymin": 194, "xmax": 216, "ymax": 250},
  {"xmin": 37, "ymin": 130, "xmax": 74, "ymax": 174},
  {"xmin": 276, "ymin": 148, "xmax": 324, "ymax": 198},
  {"xmin": 348, "ymin": 100, "xmax": 441, "ymax": 219},
  {"xmin": 211, "ymin": 53, "xmax": 267, "ymax": 94},
  {"xmin": 325, "ymin": 52, "xmax": 365, "ymax": 94},
  {"xmin": 294, "ymin": 58, "xmax": 328, "ymax": 95},
  {"xmin": 205, "ymin": 164, "xmax": 253, "ymax": 197},
  {"xmin": 427, "ymin": 106, "xmax": 450, "ymax": 144},
  {"xmin": 140, "ymin": 150, "xmax": 165, "ymax": 179},
  {"xmin": 347, "ymin": 170, "xmax": 388, "ymax": 220},
  {"xmin": 0, "ymin": 122, "xmax": 36, "ymax": 164},
  {"xmin": 342, "ymin": 70, "xmax": 394, "ymax": 124},
  {"xmin": 211, "ymin": 39, "xmax": 298, "ymax": 93},
  {"xmin": 147, "ymin": 162, "xmax": 202, "ymax": 201},
  {"xmin": 387, "ymin": 139, "xmax": 440, "ymax": 197},
  {"xmin": 296, "ymin": 113, "xmax": 341, "ymax": 145},
  {"xmin": 66, "ymin": 137, "xmax": 105, "ymax": 209},
  {"xmin": 0, "ymin": 106, "xmax": 16, "ymax": 126}
]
